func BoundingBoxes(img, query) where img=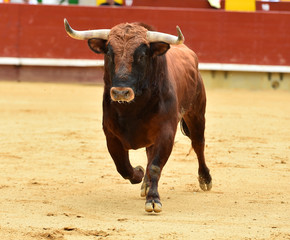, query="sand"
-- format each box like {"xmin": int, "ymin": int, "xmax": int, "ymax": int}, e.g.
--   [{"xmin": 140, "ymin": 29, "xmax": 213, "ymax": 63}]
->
[{"xmin": 0, "ymin": 81, "xmax": 289, "ymax": 240}]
